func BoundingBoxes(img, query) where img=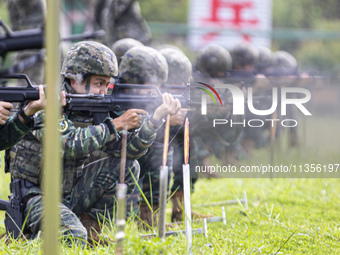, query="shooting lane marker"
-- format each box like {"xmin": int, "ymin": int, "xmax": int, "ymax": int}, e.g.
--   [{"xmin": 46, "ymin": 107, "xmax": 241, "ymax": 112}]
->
[
  {"xmin": 222, "ymin": 206, "xmax": 226, "ymax": 225},
  {"xmin": 183, "ymin": 118, "xmax": 193, "ymax": 254},
  {"xmin": 203, "ymin": 218, "xmax": 208, "ymax": 238},
  {"xmin": 158, "ymin": 114, "xmax": 171, "ymax": 240},
  {"xmin": 140, "ymin": 228, "xmax": 204, "ymax": 239},
  {"xmin": 193, "ymin": 191, "xmax": 248, "ymax": 210},
  {"xmin": 116, "ymin": 128, "xmax": 128, "ymax": 255}
]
